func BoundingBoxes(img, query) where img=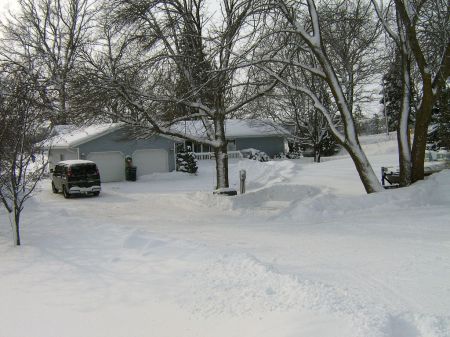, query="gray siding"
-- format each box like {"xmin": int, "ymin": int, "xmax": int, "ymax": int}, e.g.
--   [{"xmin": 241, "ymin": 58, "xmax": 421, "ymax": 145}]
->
[
  {"xmin": 48, "ymin": 148, "xmax": 78, "ymax": 169},
  {"xmin": 235, "ymin": 136, "xmax": 286, "ymax": 157},
  {"xmin": 77, "ymin": 127, "xmax": 176, "ymax": 171}
]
